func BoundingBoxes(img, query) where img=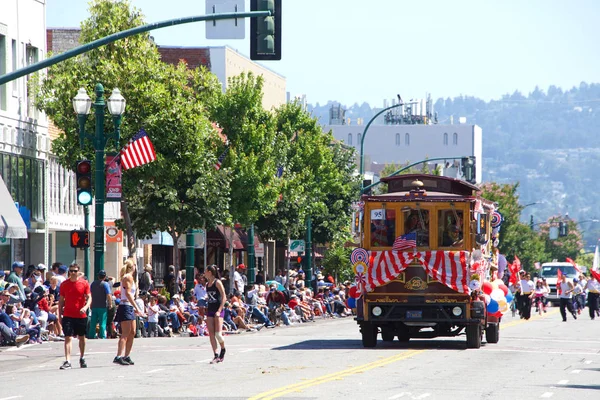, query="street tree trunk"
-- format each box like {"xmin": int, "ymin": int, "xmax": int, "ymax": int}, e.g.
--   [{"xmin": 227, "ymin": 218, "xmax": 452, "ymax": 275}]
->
[
  {"xmin": 229, "ymin": 225, "xmax": 235, "ymax": 293},
  {"xmin": 285, "ymin": 230, "xmax": 291, "ymax": 290},
  {"xmin": 121, "ymin": 198, "xmax": 136, "ymax": 259}
]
